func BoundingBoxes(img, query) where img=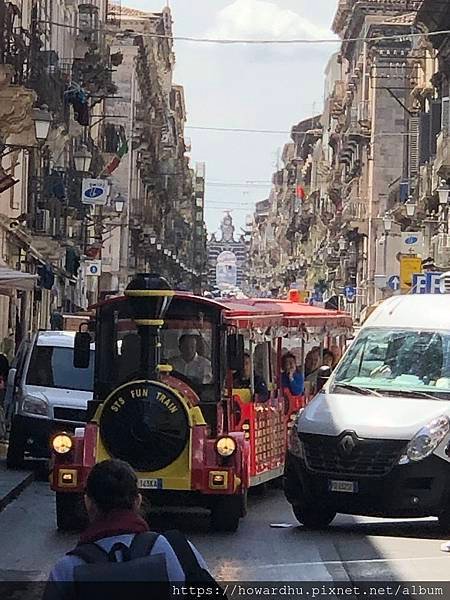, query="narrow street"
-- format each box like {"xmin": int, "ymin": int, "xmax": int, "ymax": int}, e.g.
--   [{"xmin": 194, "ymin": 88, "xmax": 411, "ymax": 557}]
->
[{"xmin": 1, "ymin": 470, "xmax": 449, "ymax": 583}]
